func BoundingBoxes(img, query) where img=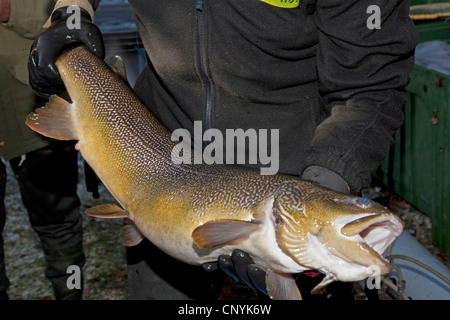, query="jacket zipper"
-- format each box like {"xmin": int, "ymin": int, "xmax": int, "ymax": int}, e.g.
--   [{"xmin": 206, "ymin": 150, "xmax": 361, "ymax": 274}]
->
[{"xmin": 196, "ymin": 0, "xmax": 212, "ymax": 140}]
